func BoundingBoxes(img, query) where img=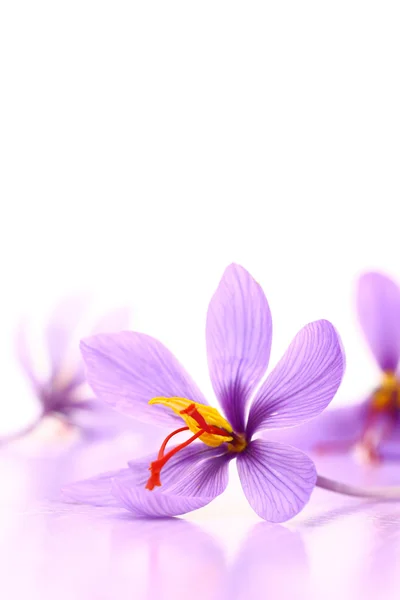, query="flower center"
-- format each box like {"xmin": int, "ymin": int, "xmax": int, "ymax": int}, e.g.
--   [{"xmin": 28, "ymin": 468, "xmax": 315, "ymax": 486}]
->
[
  {"xmin": 371, "ymin": 371, "xmax": 400, "ymax": 412},
  {"xmin": 145, "ymin": 397, "xmax": 246, "ymax": 491}
]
